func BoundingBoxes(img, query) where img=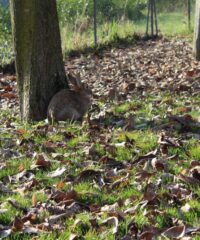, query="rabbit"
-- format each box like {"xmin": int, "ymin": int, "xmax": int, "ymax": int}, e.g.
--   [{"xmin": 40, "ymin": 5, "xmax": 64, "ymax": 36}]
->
[{"xmin": 47, "ymin": 74, "xmax": 92, "ymax": 123}]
